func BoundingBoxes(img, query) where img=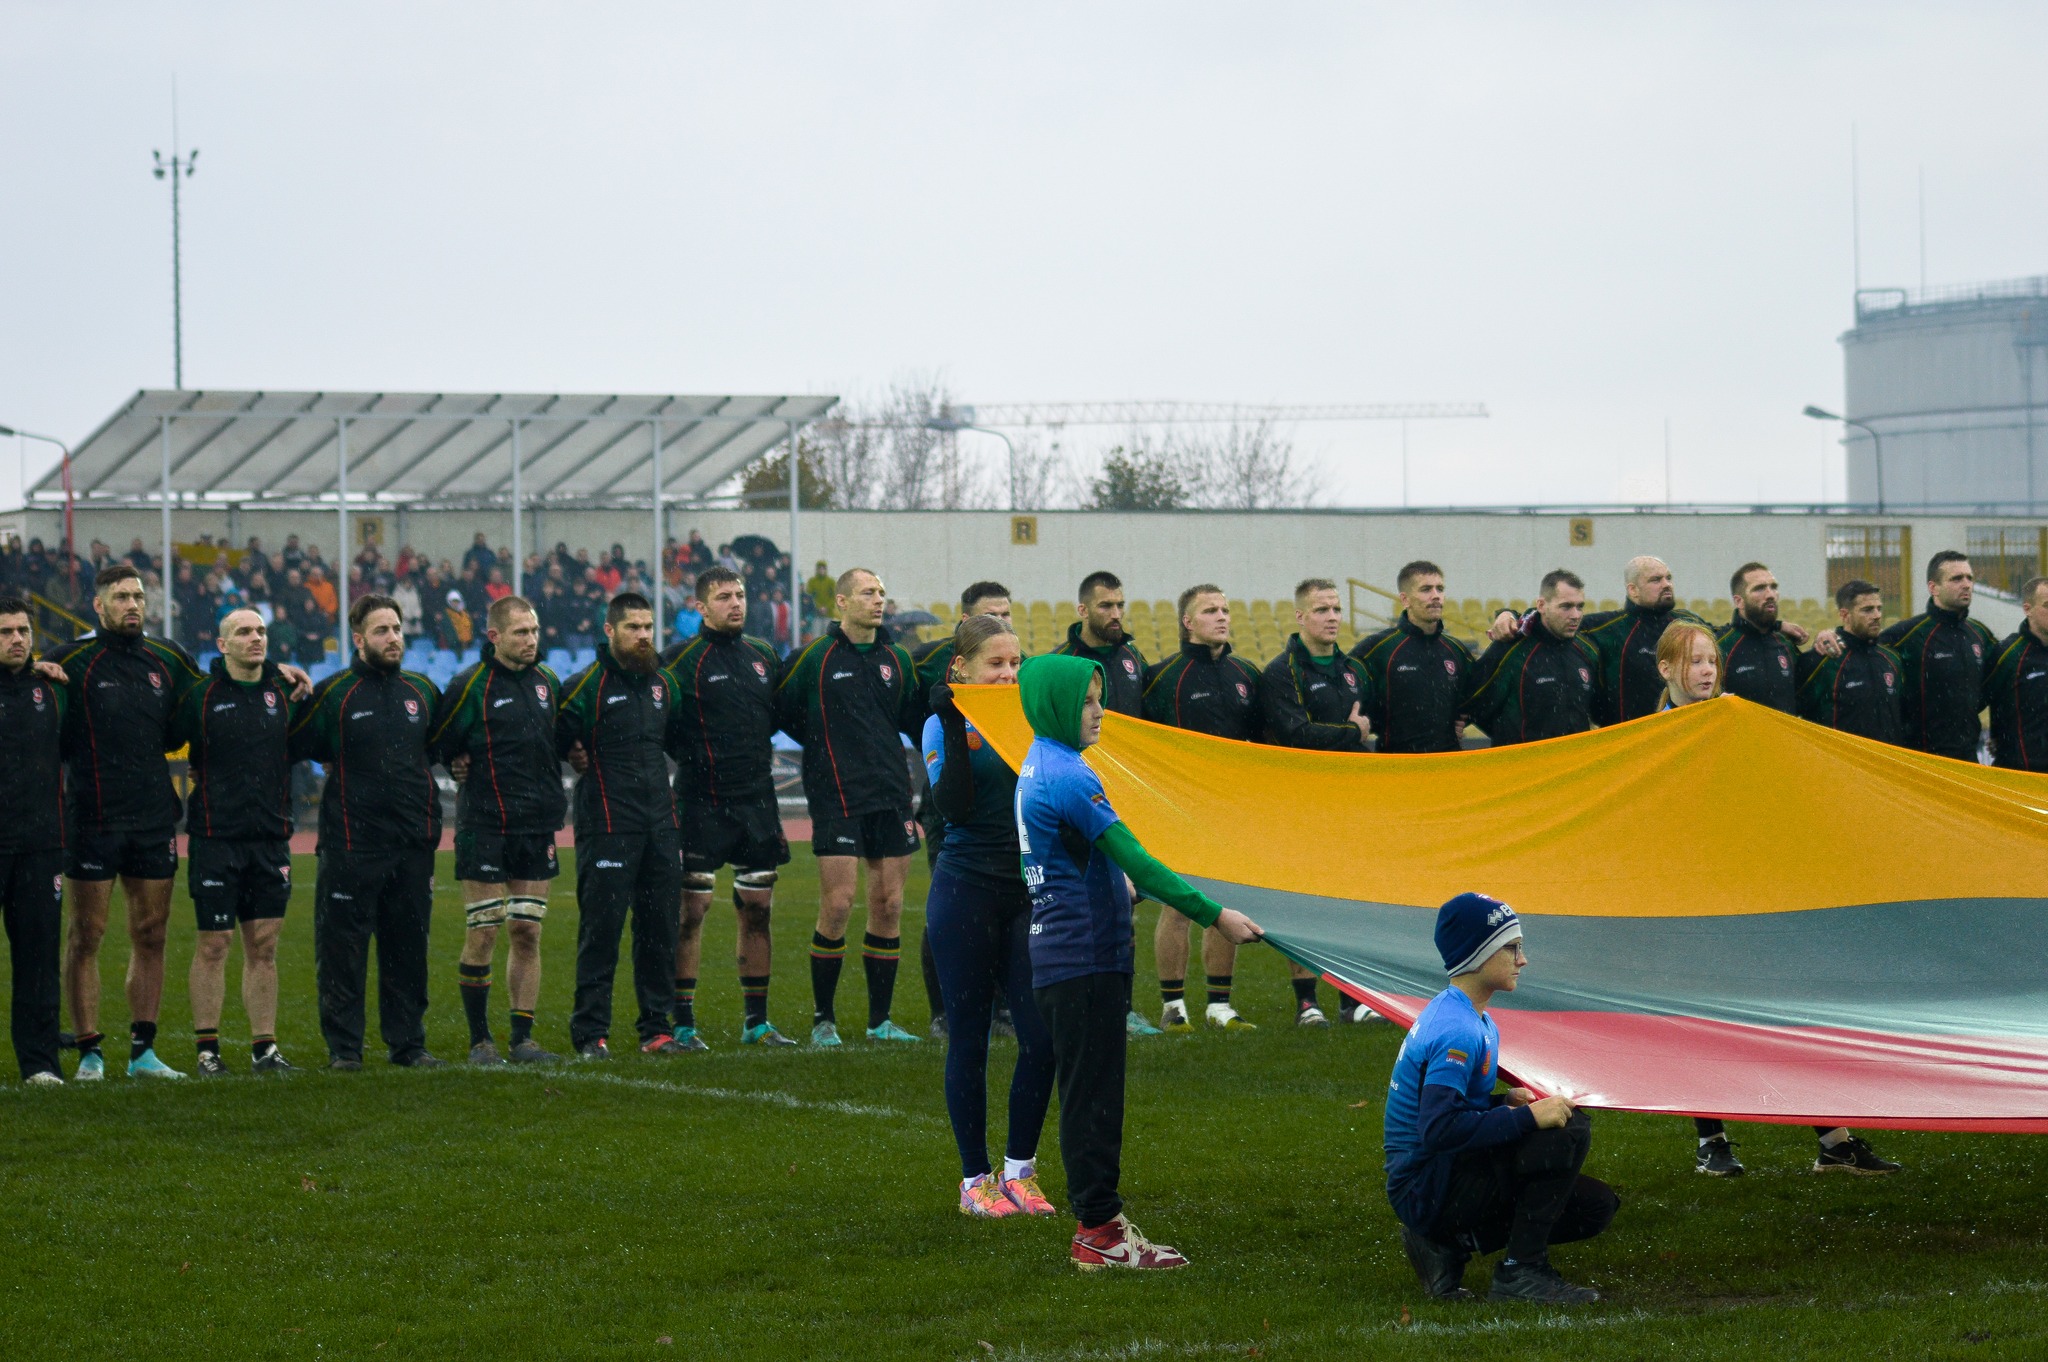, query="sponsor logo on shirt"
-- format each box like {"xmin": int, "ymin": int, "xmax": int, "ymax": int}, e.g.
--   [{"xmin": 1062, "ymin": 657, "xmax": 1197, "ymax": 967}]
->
[
  {"xmin": 831, "ymin": 670, "xmax": 855, "ymax": 680},
  {"xmin": 493, "ymin": 697, "xmax": 514, "ymax": 707},
  {"xmin": 606, "ymin": 694, "xmax": 627, "ymax": 704},
  {"xmin": 350, "ymin": 709, "xmax": 374, "ymax": 719},
  {"xmin": 213, "ymin": 703, "xmax": 235, "ymax": 712},
  {"xmin": 593, "ymin": 859, "xmax": 624, "ymax": 869}
]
